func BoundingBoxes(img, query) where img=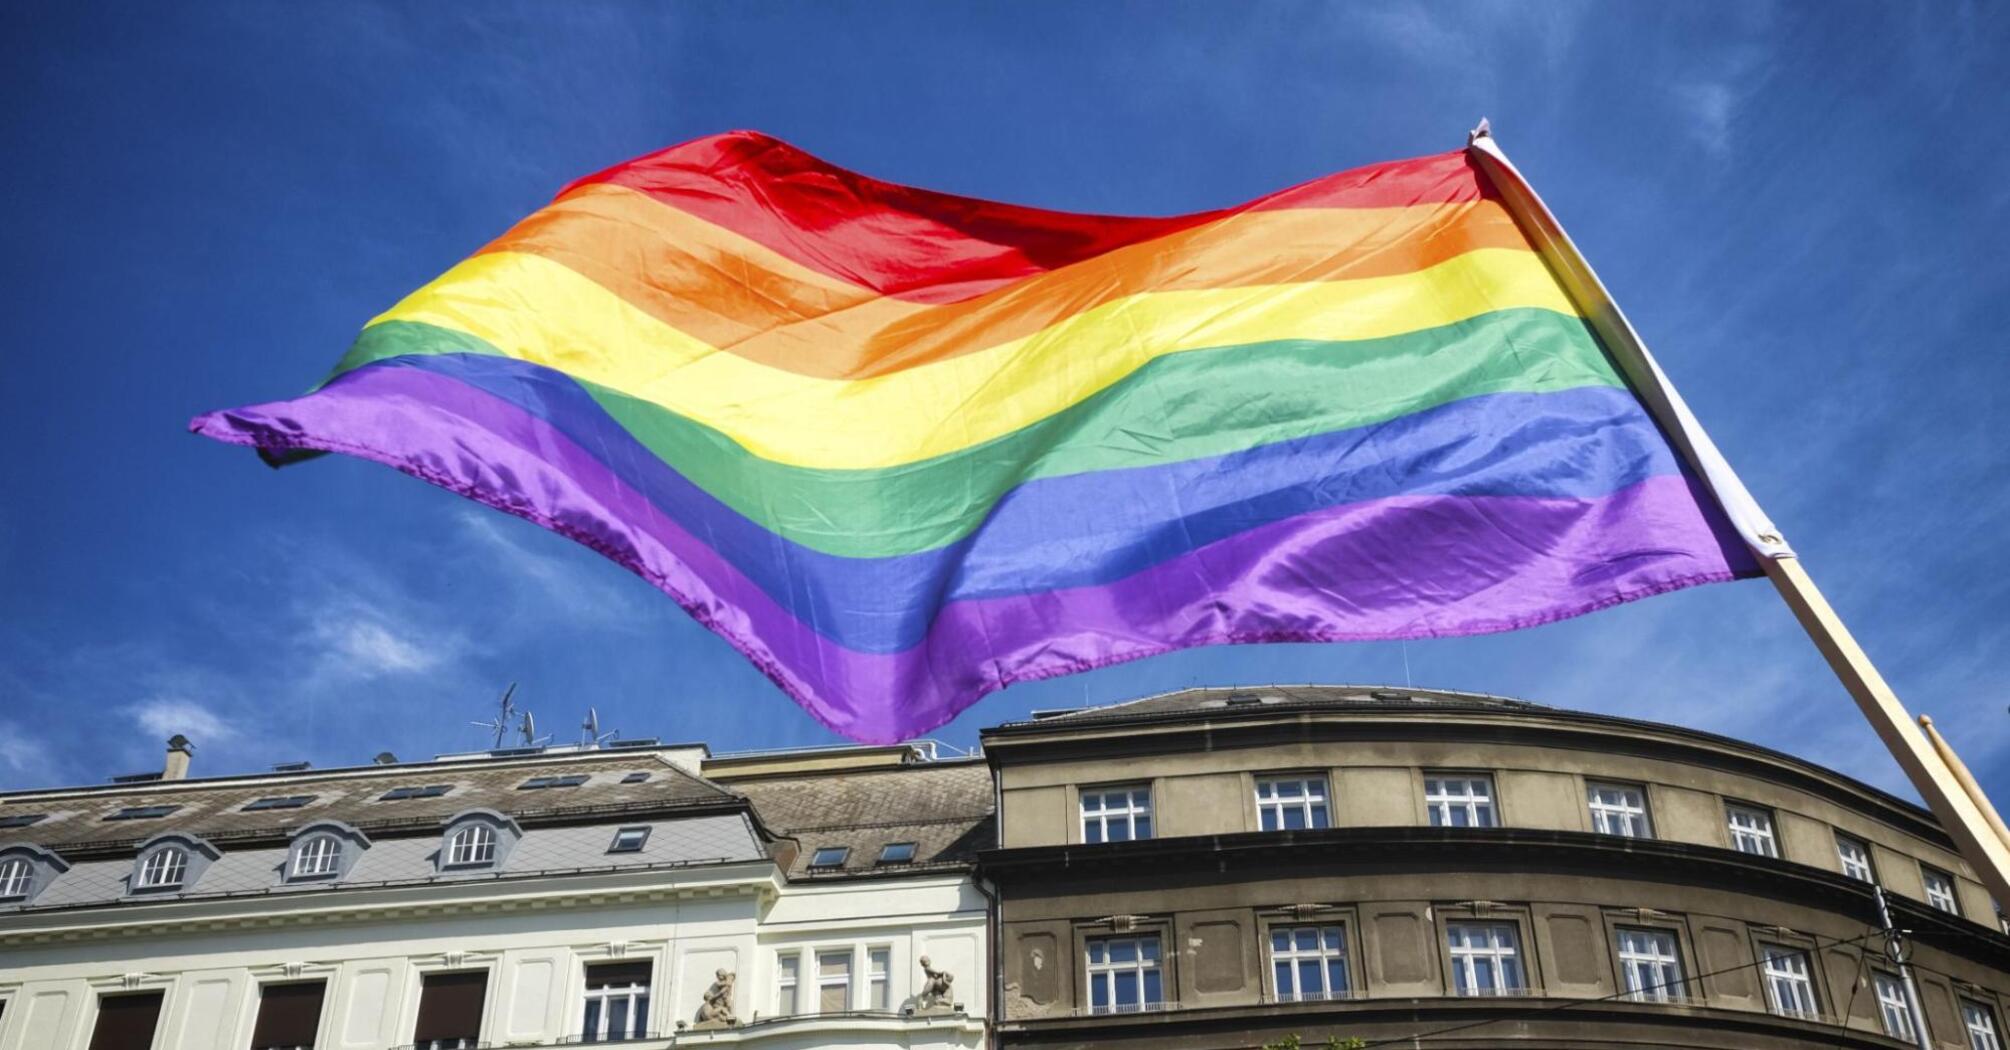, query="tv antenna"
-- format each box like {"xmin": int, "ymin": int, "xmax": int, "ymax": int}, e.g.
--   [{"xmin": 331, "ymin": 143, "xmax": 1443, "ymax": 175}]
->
[
  {"xmin": 580, "ymin": 707, "xmax": 620, "ymax": 748},
  {"xmin": 471, "ymin": 682, "xmax": 519, "ymax": 749}
]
